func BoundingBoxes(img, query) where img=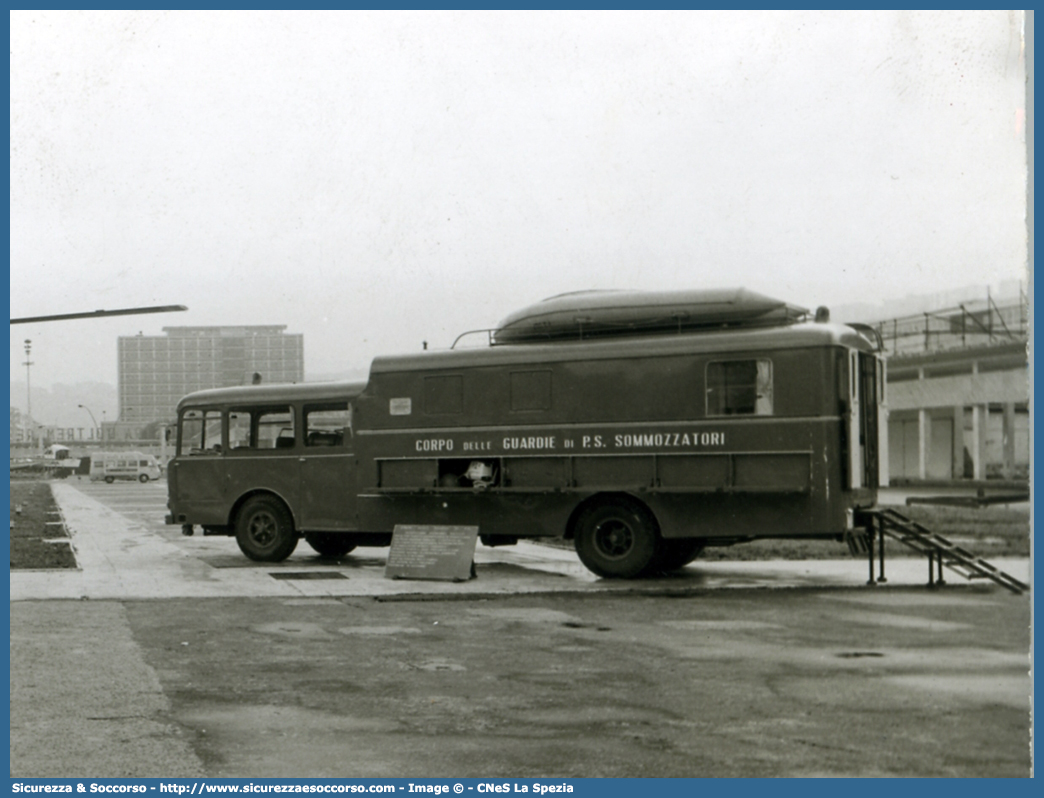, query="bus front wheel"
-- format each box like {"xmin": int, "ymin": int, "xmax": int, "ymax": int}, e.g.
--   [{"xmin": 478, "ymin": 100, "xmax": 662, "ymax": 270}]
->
[
  {"xmin": 138, "ymin": 473, "xmax": 149, "ymax": 483},
  {"xmin": 574, "ymin": 499, "xmax": 659, "ymax": 579},
  {"xmin": 236, "ymin": 496, "xmax": 298, "ymax": 562},
  {"xmin": 304, "ymin": 532, "xmax": 357, "ymax": 558}
]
